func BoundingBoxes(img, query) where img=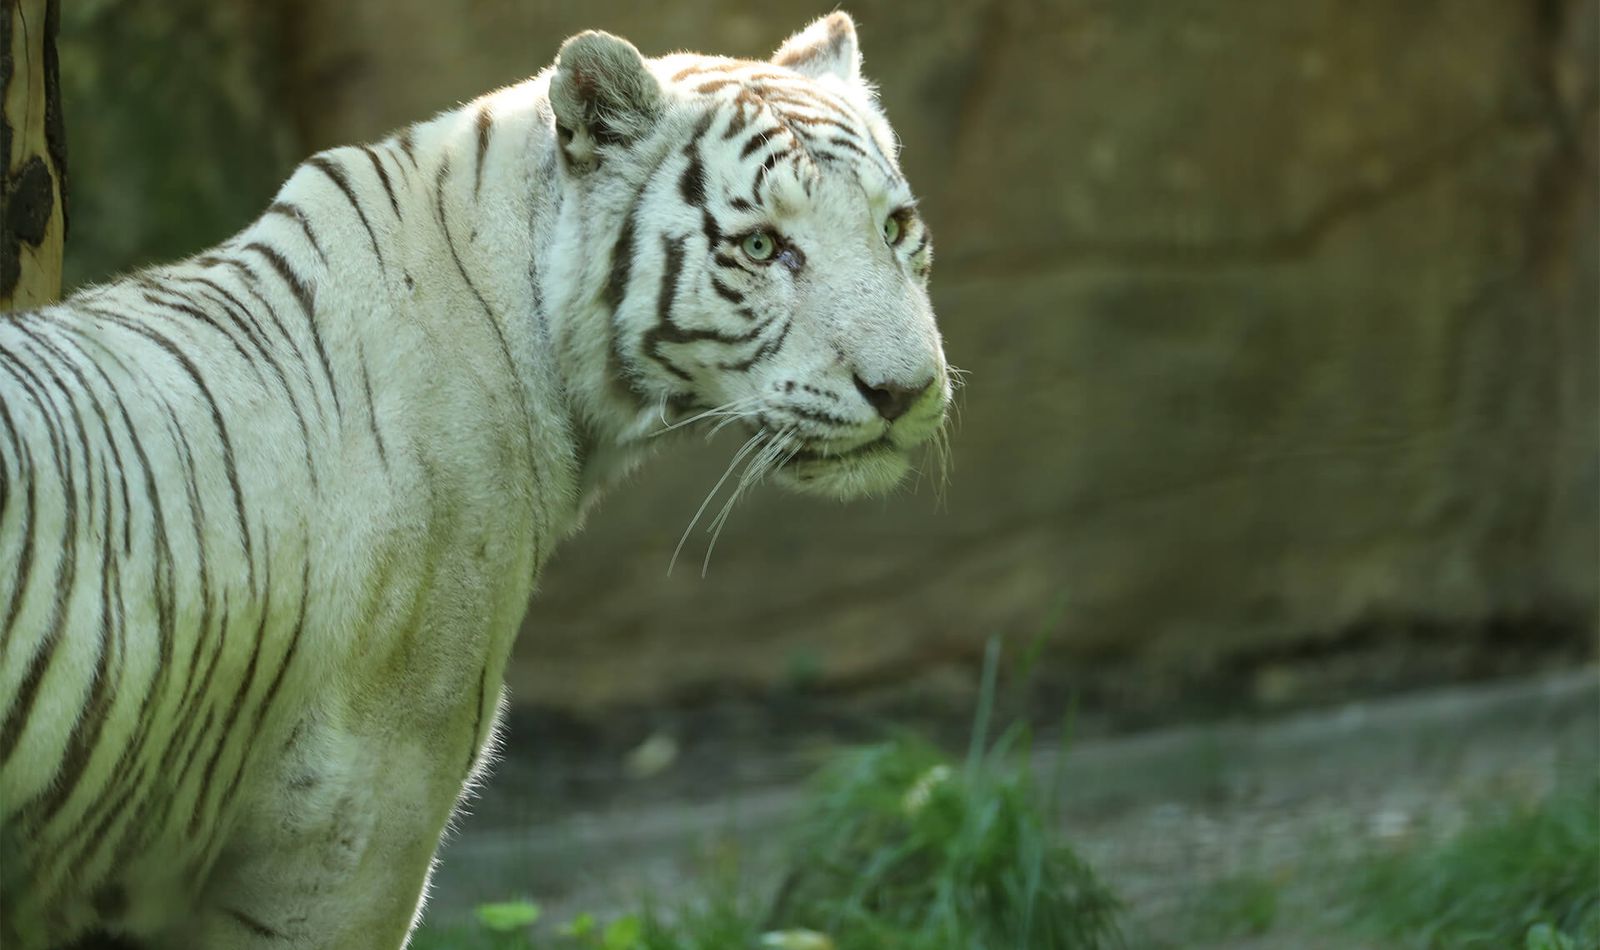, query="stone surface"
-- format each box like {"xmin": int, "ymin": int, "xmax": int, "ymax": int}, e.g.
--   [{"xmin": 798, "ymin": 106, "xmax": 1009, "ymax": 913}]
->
[{"xmin": 56, "ymin": 2, "xmax": 1599, "ymax": 711}]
